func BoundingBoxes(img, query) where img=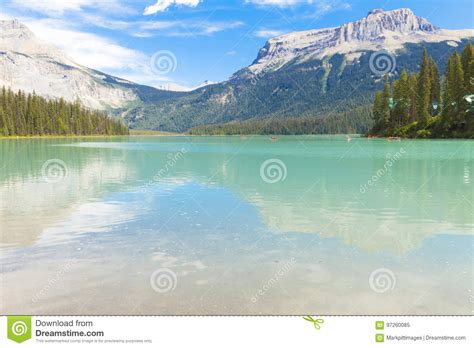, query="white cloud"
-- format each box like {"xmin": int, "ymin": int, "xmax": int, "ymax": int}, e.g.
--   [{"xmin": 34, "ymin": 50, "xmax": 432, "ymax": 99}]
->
[
  {"xmin": 11, "ymin": 0, "xmax": 91, "ymax": 14},
  {"xmin": 137, "ymin": 20, "xmax": 244, "ymax": 37},
  {"xmin": 23, "ymin": 18, "xmax": 144, "ymax": 71},
  {"xmin": 10, "ymin": 0, "xmax": 132, "ymax": 16},
  {"xmin": 245, "ymin": 0, "xmax": 304, "ymax": 7},
  {"xmin": 314, "ymin": 0, "xmax": 351, "ymax": 17},
  {"xmin": 200, "ymin": 21, "xmax": 244, "ymax": 35},
  {"xmin": 143, "ymin": 0, "xmax": 202, "ymax": 15},
  {"xmin": 0, "ymin": 13, "xmax": 171, "ymax": 86},
  {"xmin": 254, "ymin": 28, "xmax": 284, "ymax": 38},
  {"xmin": 79, "ymin": 14, "xmax": 132, "ymax": 30},
  {"xmin": 245, "ymin": 0, "xmax": 351, "ymax": 15}
]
